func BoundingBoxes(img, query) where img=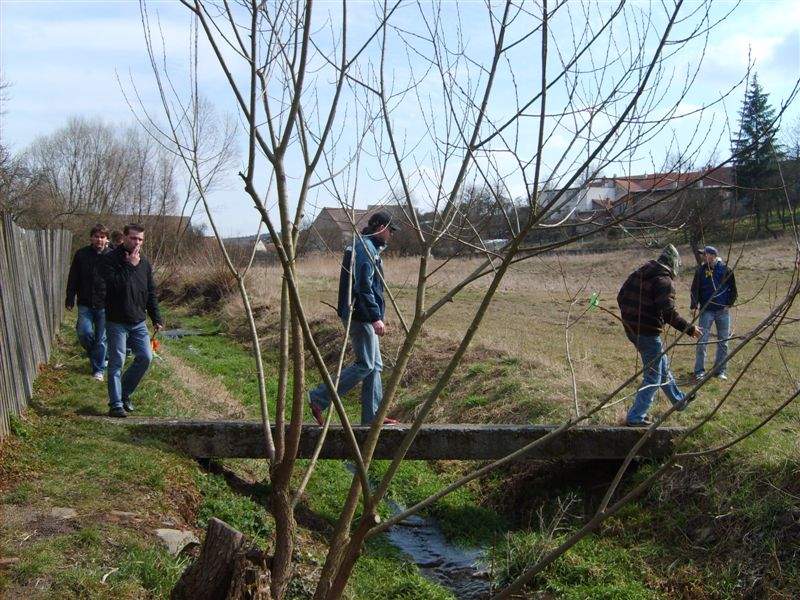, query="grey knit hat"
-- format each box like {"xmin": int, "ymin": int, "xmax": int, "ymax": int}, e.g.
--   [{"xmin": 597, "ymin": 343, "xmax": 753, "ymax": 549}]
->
[{"xmin": 657, "ymin": 244, "xmax": 681, "ymax": 275}]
